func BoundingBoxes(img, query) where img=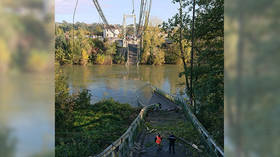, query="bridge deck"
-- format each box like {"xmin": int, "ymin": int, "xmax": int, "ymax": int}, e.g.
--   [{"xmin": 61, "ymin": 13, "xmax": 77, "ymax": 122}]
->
[
  {"xmin": 135, "ymin": 110, "xmax": 188, "ymax": 157},
  {"xmin": 127, "ymin": 44, "xmax": 138, "ymax": 65},
  {"xmin": 95, "ymin": 86, "xmax": 223, "ymax": 157},
  {"xmin": 133, "ymin": 92, "xmax": 197, "ymax": 157},
  {"xmin": 147, "ymin": 92, "xmax": 179, "ymax": 110}
]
